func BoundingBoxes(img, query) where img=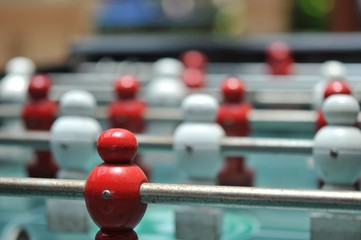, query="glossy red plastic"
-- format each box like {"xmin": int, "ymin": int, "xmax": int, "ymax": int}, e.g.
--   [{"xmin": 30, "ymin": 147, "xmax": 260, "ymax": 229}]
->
[
  {"xmin": 85, "ymin": 163, "xmax": 148, "ymax": 235},
  {"xmin": 108, "ymin": 101, "xmax": 146, "ymax": 132},
  {"xmin": 316, "ymin": 80, "xmax": 352, "ymax": 131},
  {"xmin": 22, "ymin": 101, "xmax": 57, "ymax": 130},
  {"xmin": 114, "ymin": 76, "xmax": 140, "ymax": 100},
  {"xmin": 266, "ymin": 41, "xmax": 294, "ymax": 75},
  {"xmin": 22, "ymin": 75, "xmax": 58, "ymax": 178},
  {"xmin": 217, "ymin": 103, "xmax": 252, "ymax": 136},
  {"xmin": 95, "ymin": 230, "xmax": 138, "ymax": 240},
  {"xmin": 27, "ymin": 151, "xmax": 58, "ymax": 178},
  {"xmin": 97, "ymin": 128, "xmax": 138, "ymax": 164},
  {"xmin": 323, "ymin": 80, "xmax": 351, "ymax": 99},
  {"xmin": 221, "ymin": 77, "xmax": 246, "ymax": 103},
  {"xmin": 217, "ymin": 79, "xmax": 254, "ymax": 186},
  {"xmin": 181, "ymin": 68, "xmax": 205, "ymax": 88},
  {"xmin": 218, "ymin": 157, "xmax": 254, "ymax": 187},
  {"xmin": 181, "ymin": 50, "xmax": 207, "ymax": 69},
  {"xmin": 28, "ymin": 74, "xmax": 51, "ymax": 100}
]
